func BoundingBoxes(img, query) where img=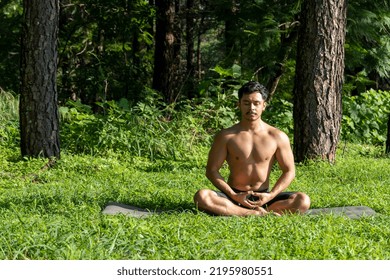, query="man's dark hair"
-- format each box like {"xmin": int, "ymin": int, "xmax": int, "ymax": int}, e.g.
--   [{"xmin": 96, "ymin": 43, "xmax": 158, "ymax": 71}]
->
[{"xmin": 238, "ymin": 81, "xmax": 269, "ymax": 101}]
